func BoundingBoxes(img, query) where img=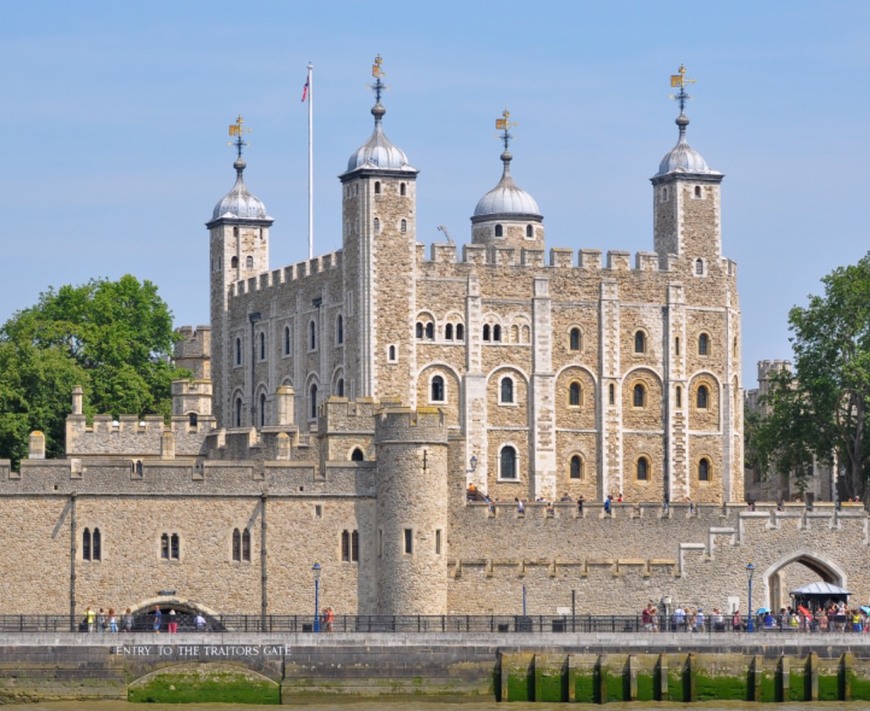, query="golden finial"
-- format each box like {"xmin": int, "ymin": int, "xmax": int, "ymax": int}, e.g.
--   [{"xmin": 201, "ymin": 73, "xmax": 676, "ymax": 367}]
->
[
  {"xmin": 668, "ymin": 65, "xmax": 696, "ymax": 113},
  {"xmin": 495, "ymin": 109, "xmax": 518, "ymax": 153},
  {"xmin": 372, "ymin": 54, "xmax": 384, "ymax": 78},
  {"xmin": 227, "ymin": 115, "xmax": 252, "ymax": 159}
]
